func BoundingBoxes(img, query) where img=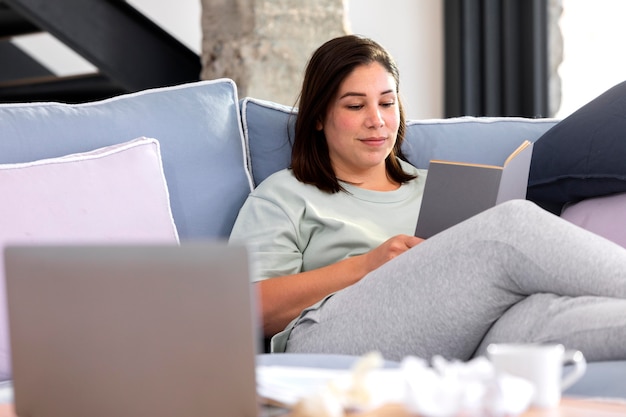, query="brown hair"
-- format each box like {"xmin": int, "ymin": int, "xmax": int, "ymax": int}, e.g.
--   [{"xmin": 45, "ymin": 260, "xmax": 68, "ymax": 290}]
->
[{"xmin": 290, "ymin": 35, "xmax": 416, "ymax": 193}]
